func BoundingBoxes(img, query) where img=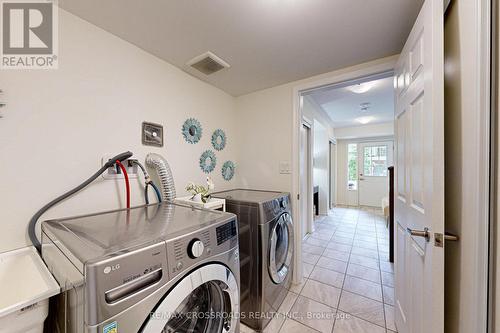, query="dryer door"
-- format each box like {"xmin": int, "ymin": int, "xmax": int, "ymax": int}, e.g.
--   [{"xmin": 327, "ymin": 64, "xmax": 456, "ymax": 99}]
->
[
  {"xmin": 141, "ymin": 264, "xmax": 239, "ymax": 333},
  {"xmin": 268, "ymin": 213, "xmax": 294, "ymax": 284}
]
